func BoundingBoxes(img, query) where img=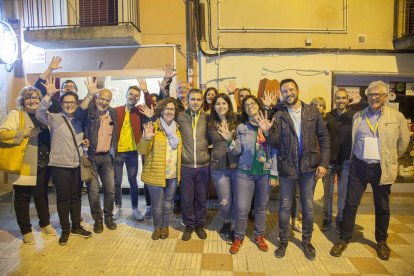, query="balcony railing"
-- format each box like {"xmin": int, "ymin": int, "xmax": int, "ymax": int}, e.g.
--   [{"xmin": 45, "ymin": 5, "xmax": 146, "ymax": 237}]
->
[
  {"xmin": 21, "ymin": 0, "xmax": 140, "ymax": 31},
  {"xmin": 395, "ymin": 0, "xmax": 414, "ymax": 39}
]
